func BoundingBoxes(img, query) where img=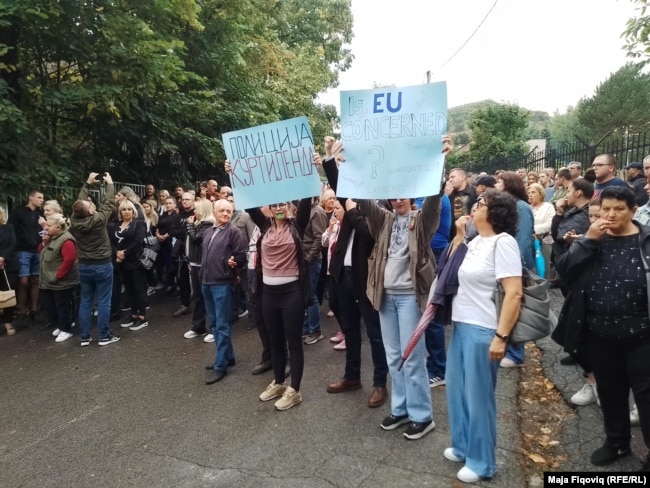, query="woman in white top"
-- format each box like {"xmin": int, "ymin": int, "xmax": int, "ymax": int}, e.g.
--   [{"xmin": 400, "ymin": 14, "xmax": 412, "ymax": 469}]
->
[
  {"xmin": 444, "ymin": 190, "xmax": 523, "ymax": 484},
  {"xmin": 528, "ymin": 183, "xmax": 555, "ymax": 280}
]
